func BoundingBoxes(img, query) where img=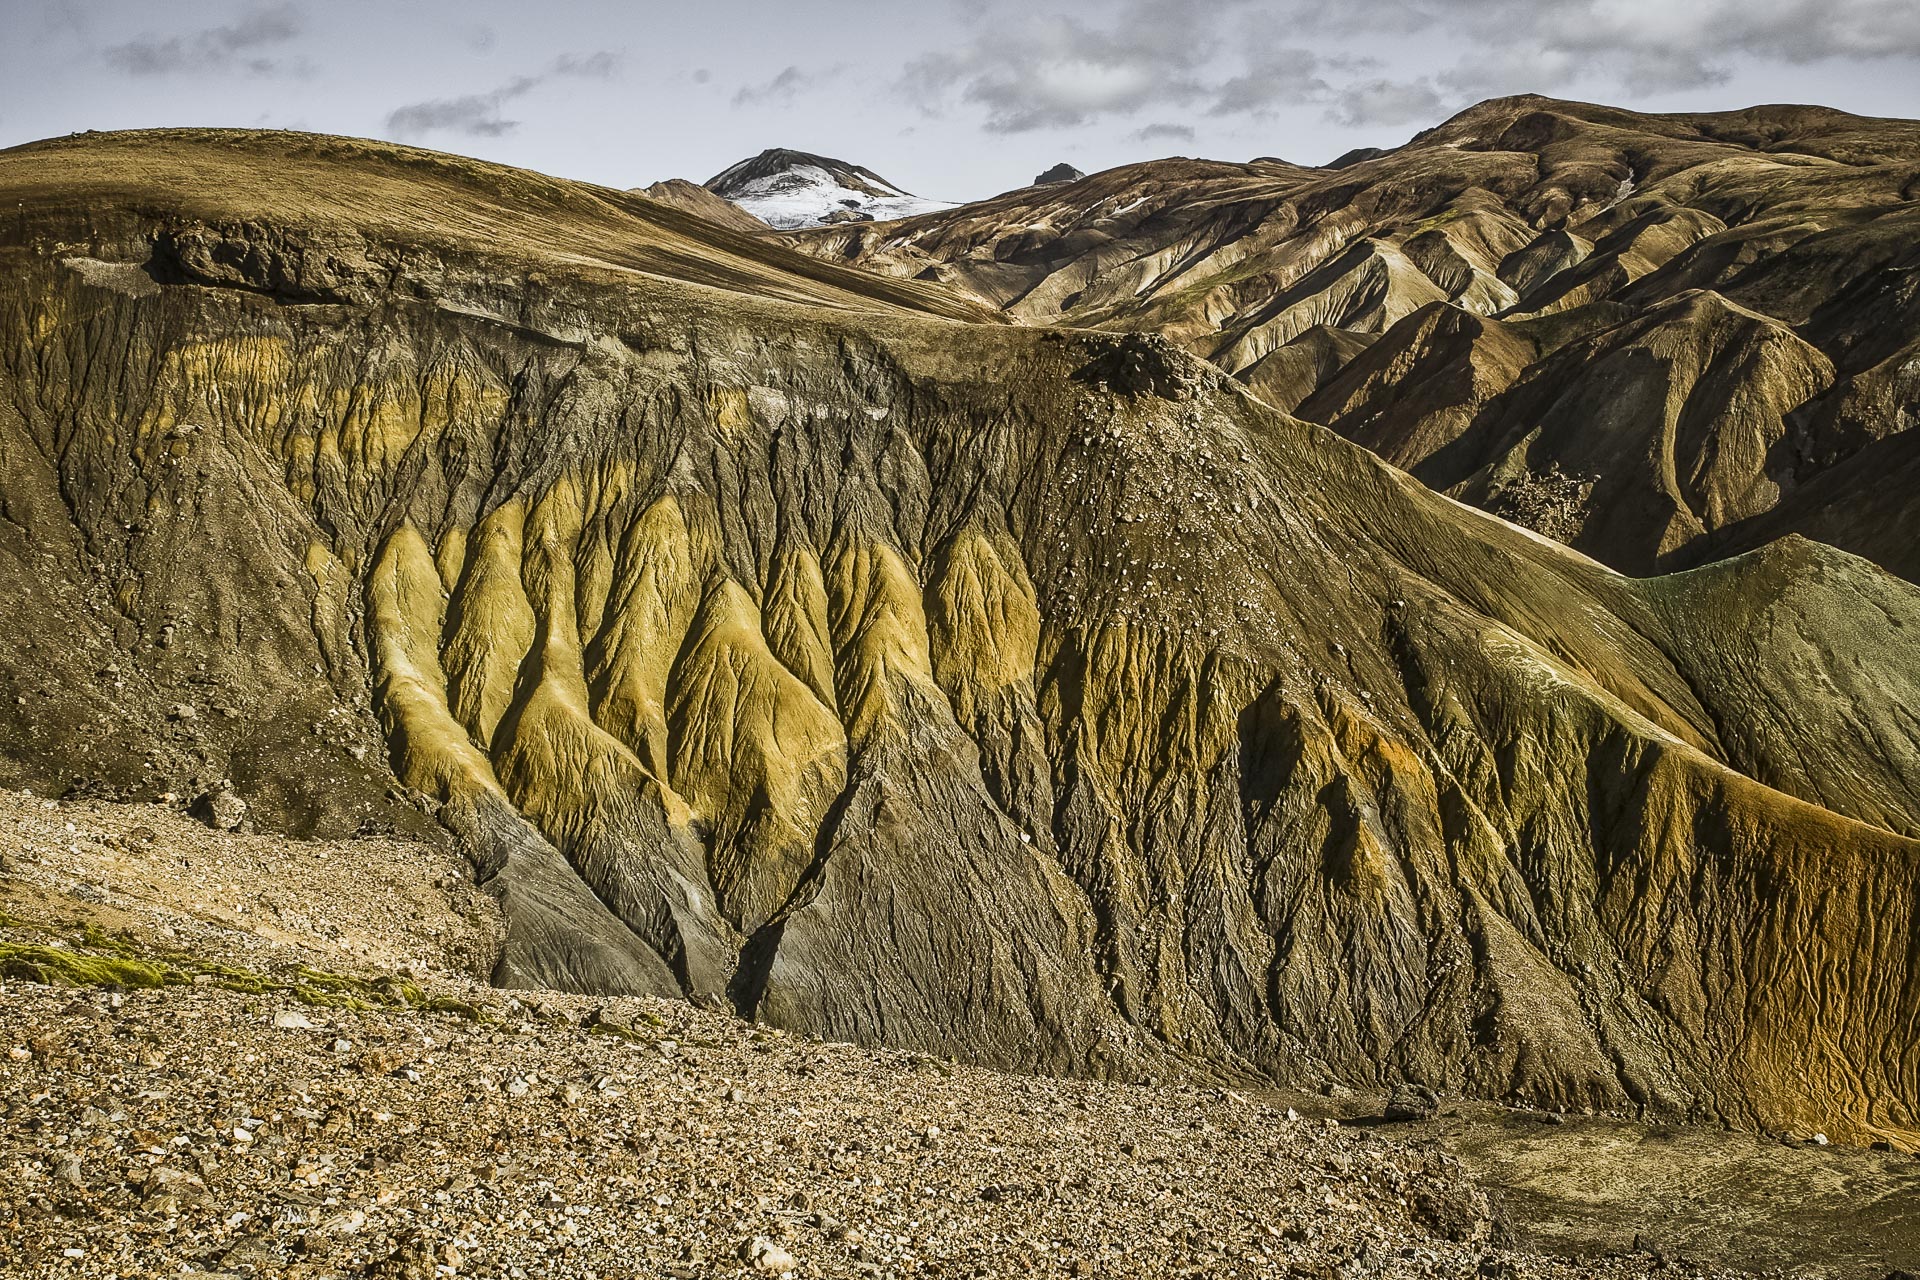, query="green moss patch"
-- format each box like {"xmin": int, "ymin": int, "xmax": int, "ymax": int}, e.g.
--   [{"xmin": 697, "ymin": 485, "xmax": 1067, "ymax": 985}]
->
[
  {"xmin": 0, "ymin": 941, "xmax": 183, "ymax": 989},
  {"xmin": 0, "ymin": 917, "xmax": 489, "ymax": 1021}
]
